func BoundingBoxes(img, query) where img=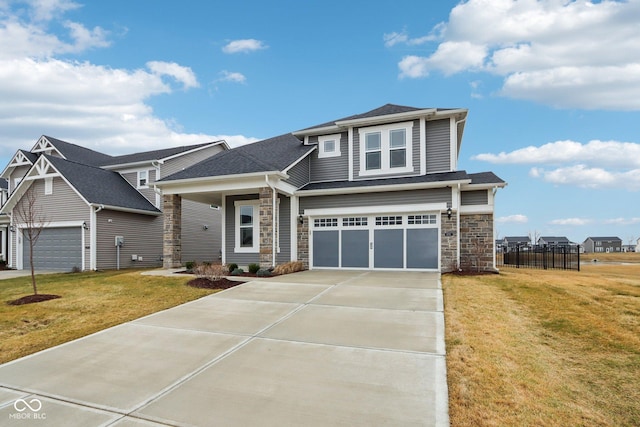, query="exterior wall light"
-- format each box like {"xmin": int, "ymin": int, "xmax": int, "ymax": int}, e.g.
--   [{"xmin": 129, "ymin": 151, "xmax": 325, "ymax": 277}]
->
[
  {"xmin": 446, "ymin": 207, "xmax": 452, "ymax": 219},
  {"xmin": 298, "ymin": 215, "xmax": 304, "ymax": 225}
]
